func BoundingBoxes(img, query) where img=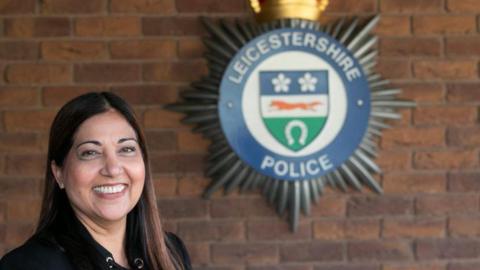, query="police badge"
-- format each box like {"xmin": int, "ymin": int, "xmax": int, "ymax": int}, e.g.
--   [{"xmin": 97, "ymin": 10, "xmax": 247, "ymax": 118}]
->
[{"xmin": 168, "ymin": 0, "xmax": 414, "ymax": 231}]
